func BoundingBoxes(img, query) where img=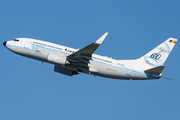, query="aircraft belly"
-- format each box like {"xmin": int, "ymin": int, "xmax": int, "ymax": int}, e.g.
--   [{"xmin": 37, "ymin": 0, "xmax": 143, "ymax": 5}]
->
[
  {"xmin": 93, "ymin": 63, "xmax": 148, "ymax": 80},
  {"xmin": 29, "ymin": 50, "xmax": 48, "ymax": 61},
  {"xmin": 92, "ymin": 63, "xmax": 125, "ymax": 78},
  {"xmin": 7, "ymin": 46, "xmax": 29, "ymax": 57},
  {"xmin": 8, "ymin": 46, "xmax": 48, "ymax": 62}
]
